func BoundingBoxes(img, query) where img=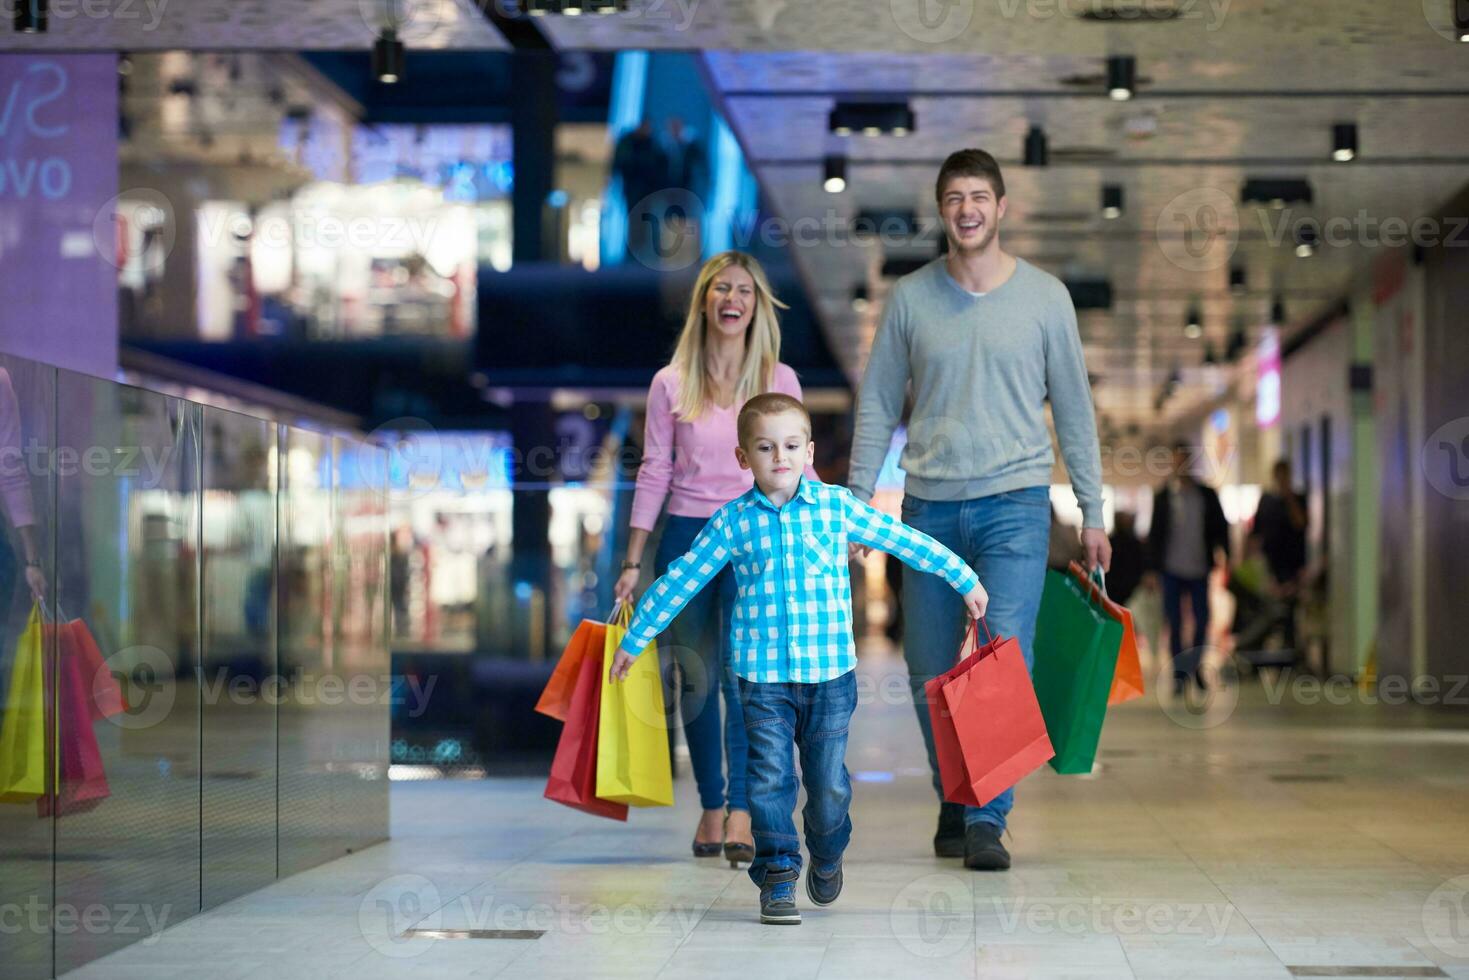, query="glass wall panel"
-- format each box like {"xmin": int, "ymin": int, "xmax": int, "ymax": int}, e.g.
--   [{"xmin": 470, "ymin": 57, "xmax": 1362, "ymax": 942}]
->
[
  {"xmin": 0, "ymin": 355, "xmax": 57, "ymax": 980},
  {"xmin": 52, "ymin": 372, "xmax": 202, "ymax": 974},
  {"xmin": 199, "ymin": 407, "xmax": 277, "ymax": 910}
]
